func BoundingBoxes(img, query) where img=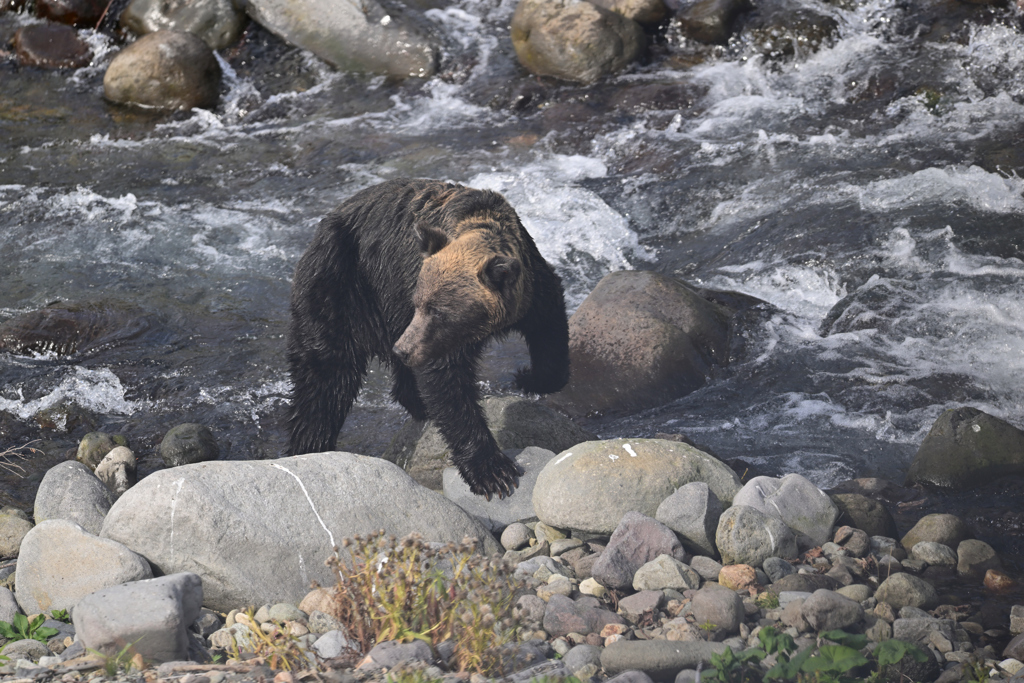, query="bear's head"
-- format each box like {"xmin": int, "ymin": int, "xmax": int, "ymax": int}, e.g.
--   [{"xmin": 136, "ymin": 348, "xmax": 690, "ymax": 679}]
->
[{"xmin": 393, "ymin": 222, "xmax": 526, "ymax": 368}]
